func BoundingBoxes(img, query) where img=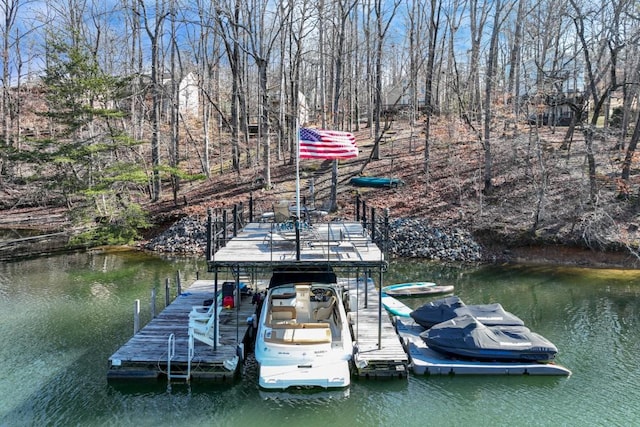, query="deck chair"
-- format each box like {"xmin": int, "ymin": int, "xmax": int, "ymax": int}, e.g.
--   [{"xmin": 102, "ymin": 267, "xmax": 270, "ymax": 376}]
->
[
  {"xmin": 189, "ymin": 303, "xmax": 220, "ymax": 347},
  {"xmin": 273, "ymin": 200, "xmax": 292, "ymax": 223},
  {"xmin": 313, "ymin": 296, "xmax": 337, "ymax": 321}
]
